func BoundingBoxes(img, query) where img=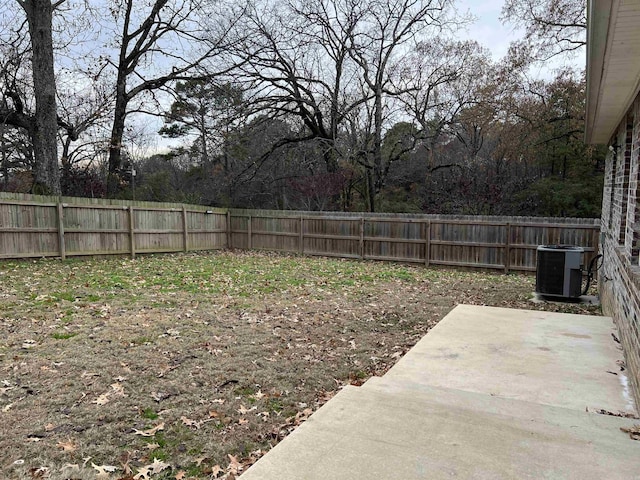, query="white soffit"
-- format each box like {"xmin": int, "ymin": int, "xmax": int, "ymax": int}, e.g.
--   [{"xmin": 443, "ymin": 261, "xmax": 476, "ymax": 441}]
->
[{"xmin": 586, "ymin": 0, "xmax": 640, "ymax": 144}]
